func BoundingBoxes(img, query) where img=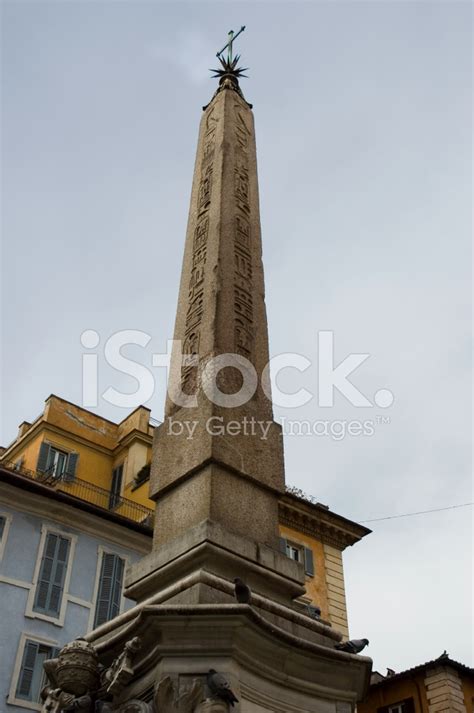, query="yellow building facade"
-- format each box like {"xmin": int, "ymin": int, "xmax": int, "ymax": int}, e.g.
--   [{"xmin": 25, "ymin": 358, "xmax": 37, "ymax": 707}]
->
[{"xmin": 0, "ymin": 394, "xmax": 369, "ymax": 637}]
